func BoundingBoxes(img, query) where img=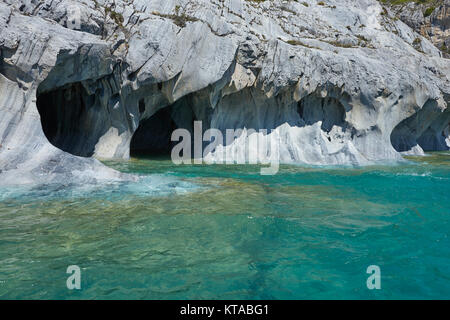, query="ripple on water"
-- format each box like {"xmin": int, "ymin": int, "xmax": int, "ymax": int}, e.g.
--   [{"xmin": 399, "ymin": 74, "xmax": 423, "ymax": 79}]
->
[{"xmin": 0, "ymin": 152, "xmax": 449, "ymax": 299}]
